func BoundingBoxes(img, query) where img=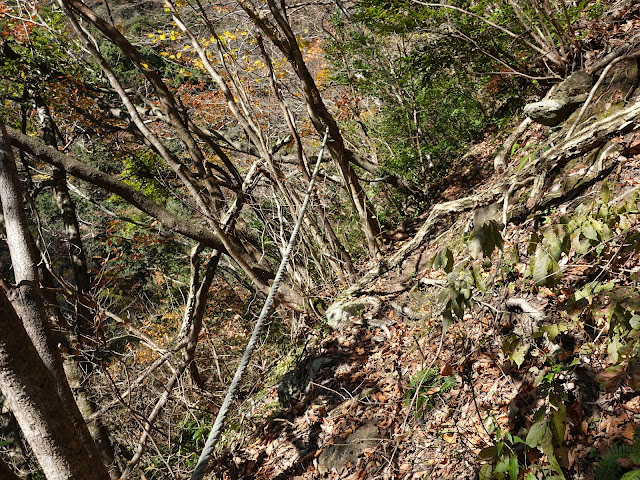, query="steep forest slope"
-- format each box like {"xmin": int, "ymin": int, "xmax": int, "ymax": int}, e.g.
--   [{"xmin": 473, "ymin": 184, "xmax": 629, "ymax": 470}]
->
[
  {"xmin": 212, "ymin": 5, "xmax": 640, "ymax": 479},
  {"xmin": 1, "ymin": 0, "xmax": 640, "ymax": 479}
]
